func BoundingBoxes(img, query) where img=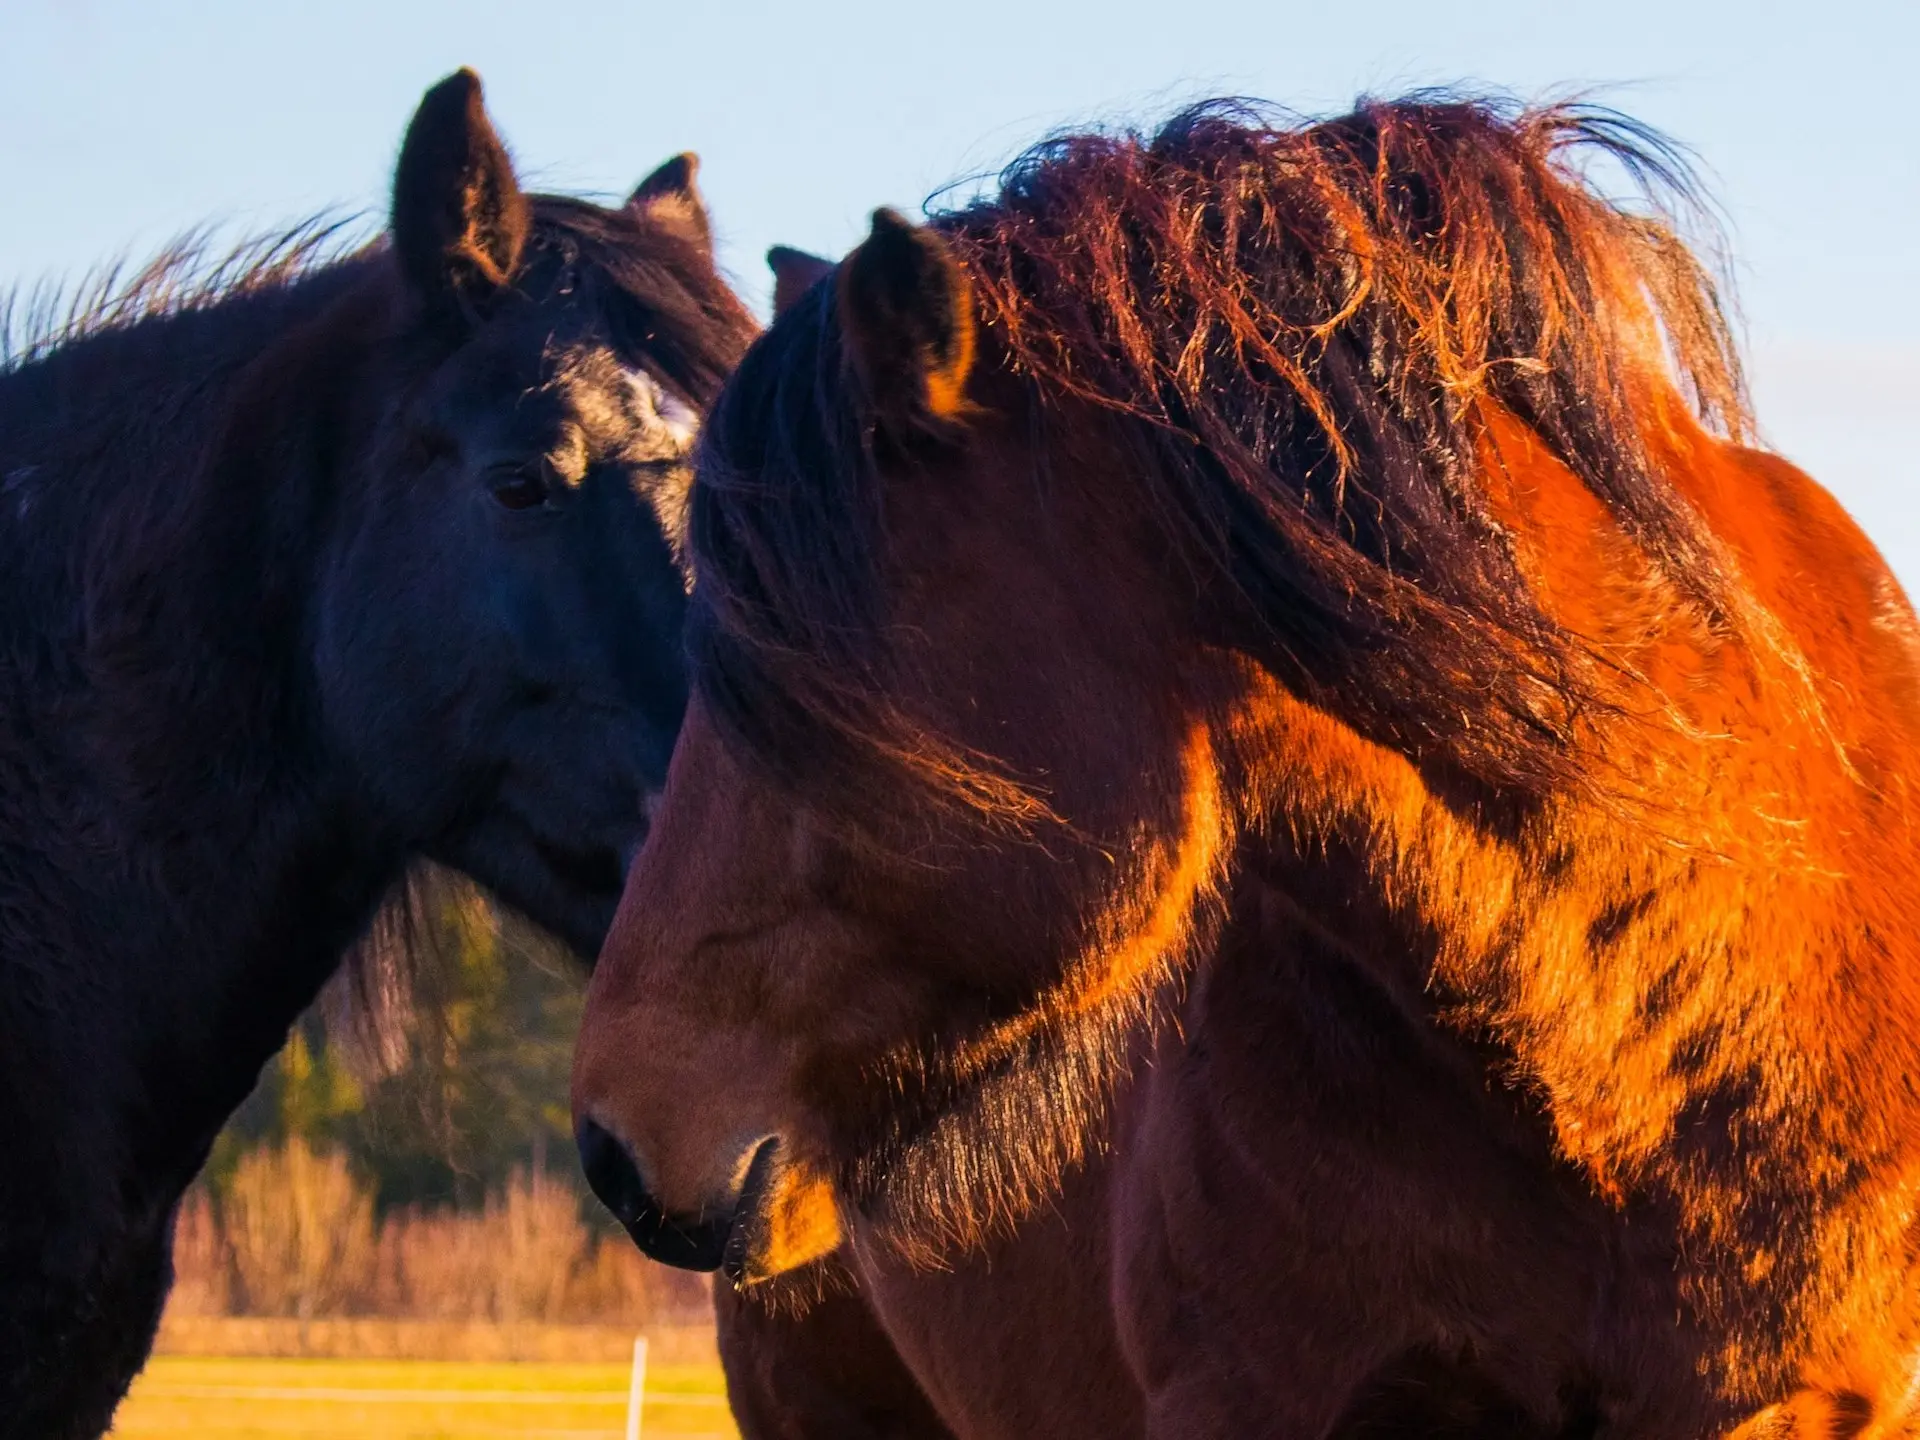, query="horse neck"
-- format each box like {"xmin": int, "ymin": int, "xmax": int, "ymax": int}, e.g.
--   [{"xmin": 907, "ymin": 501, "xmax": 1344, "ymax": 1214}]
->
[
  {"xmin": 1197, "ymin": 446, "xmax": 1920, "ymax": 1361},
  {"xmin": 0, "ymin": 265, "xmax": 407, "ymax": 1185}
]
